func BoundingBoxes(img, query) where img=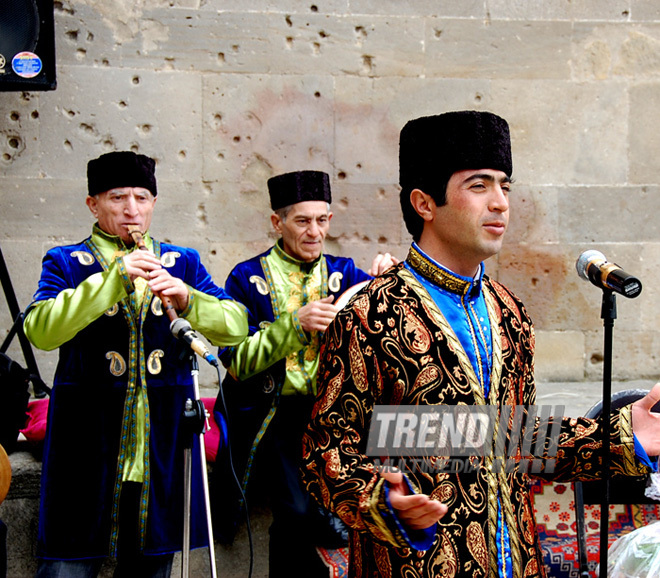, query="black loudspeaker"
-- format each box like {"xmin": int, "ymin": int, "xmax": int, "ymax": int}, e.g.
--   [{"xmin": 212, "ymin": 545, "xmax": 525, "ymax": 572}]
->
[{"xmin": 0, "ymin": 0, "xmax": 56, "ymax": 91}]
